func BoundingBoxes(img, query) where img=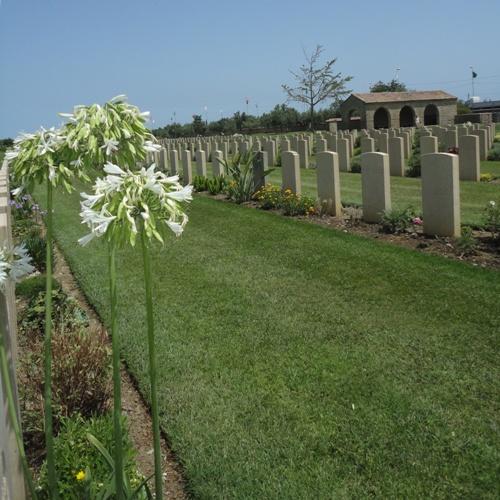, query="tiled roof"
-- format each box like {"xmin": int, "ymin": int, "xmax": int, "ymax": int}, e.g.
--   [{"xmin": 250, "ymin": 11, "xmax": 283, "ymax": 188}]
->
[{"xmin": 352, "ymin": 91, "xmax": 456, "ymax": 103}]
